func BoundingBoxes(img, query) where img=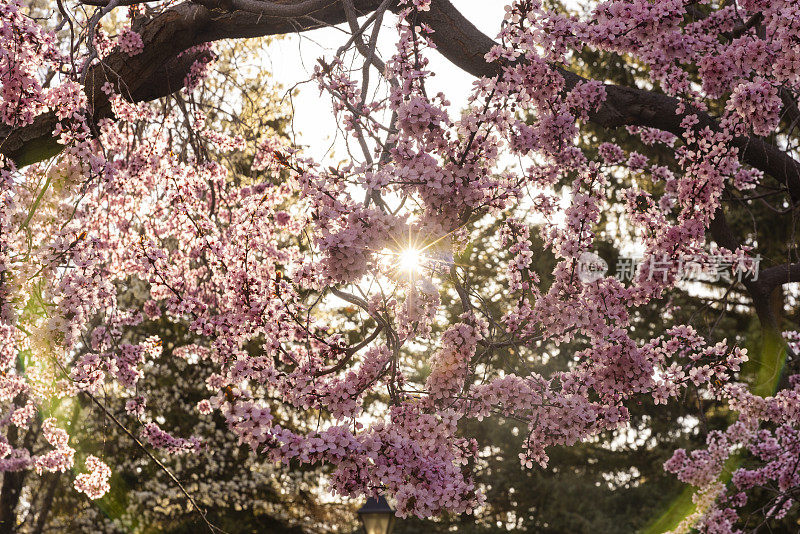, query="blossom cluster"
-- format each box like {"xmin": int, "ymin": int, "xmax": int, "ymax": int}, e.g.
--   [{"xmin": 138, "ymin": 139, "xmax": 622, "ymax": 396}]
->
[
  {"xmin": 74, "ymin": 455, "xmax": 112, "ymax": 499},
  {"xmin": 116, "ymin": 28, "xmax": 144, "ymax": 57},
  {"xmin": 664, "ymin": 377, "xmax": 800, "ymax": 533}
]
